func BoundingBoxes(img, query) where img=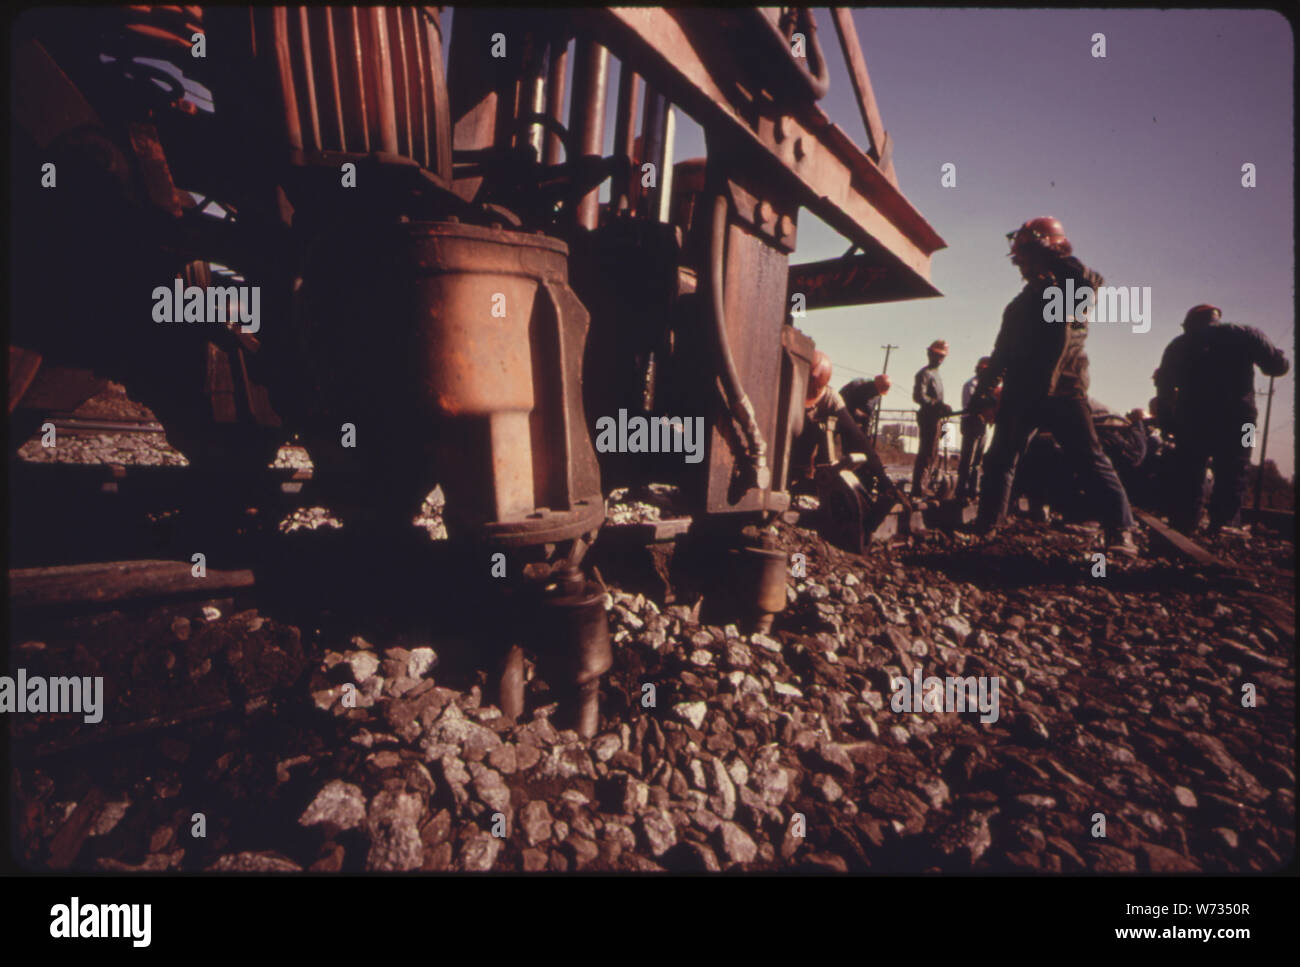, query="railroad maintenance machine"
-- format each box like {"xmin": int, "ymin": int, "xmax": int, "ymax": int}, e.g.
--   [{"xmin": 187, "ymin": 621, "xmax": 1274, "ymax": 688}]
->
[{"xmin": 10, "ymin": 7, "xmax": 946, "ymax": 734}]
